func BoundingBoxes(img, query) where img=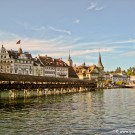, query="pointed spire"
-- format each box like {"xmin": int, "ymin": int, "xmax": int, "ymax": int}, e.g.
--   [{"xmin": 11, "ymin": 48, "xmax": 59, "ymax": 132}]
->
[
  {"xmin": 68, "ymin": 50, "xmax": 71, "ymax": 60},
  {"xmin": 97, "ymin": 49, "xmax": 104, "ymax": 70},
  {"xmin": 82, "ymin": 61, "xmax": 86, "ymax": 67},
  {"xmin": 67, "ymin": 50, "xmax": 73, "ymax": 66}
]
